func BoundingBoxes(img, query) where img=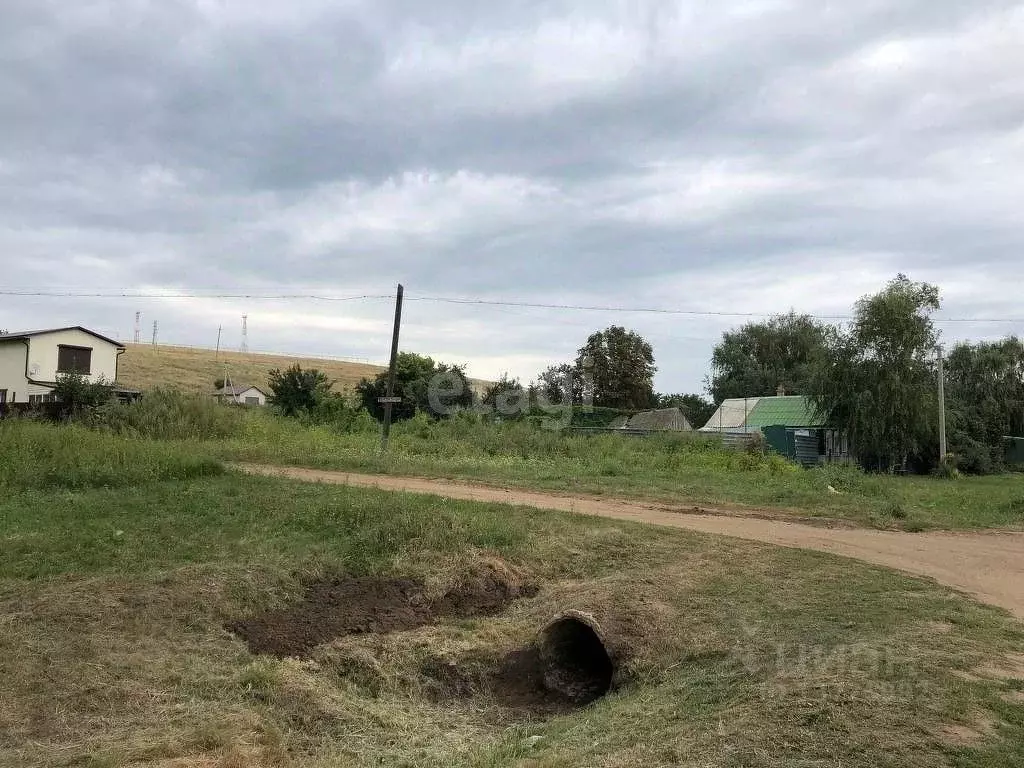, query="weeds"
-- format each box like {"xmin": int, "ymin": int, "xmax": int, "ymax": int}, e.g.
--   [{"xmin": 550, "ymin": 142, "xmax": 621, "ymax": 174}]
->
[{"xmin": 0, "ymin": 419, "xmax": 222, "ymax": 491}]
